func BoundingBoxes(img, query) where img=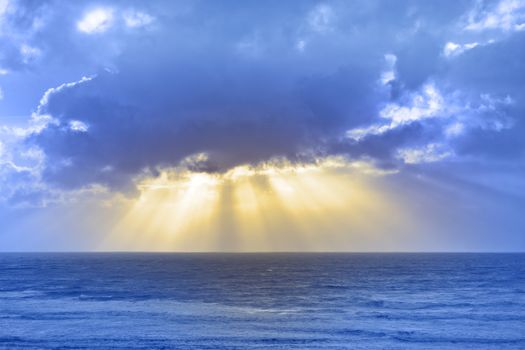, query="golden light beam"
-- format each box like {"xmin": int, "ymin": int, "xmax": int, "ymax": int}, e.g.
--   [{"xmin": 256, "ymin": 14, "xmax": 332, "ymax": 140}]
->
[{"xmin": 102, "ymin": 158, "xmax": 413, "ymax": 251}]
